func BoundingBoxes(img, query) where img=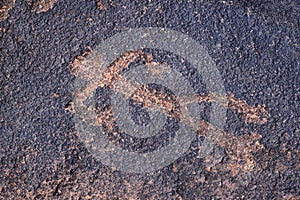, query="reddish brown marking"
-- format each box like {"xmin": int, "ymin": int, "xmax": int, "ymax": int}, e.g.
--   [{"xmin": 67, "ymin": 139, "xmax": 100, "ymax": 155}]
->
[
  {"xmin": 71, "ymin": 50, "xmax": 270, "ymax": 177},
  {"xmin": 98, "ymin": 50, "xmax": 152, "ymax": 88}
]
